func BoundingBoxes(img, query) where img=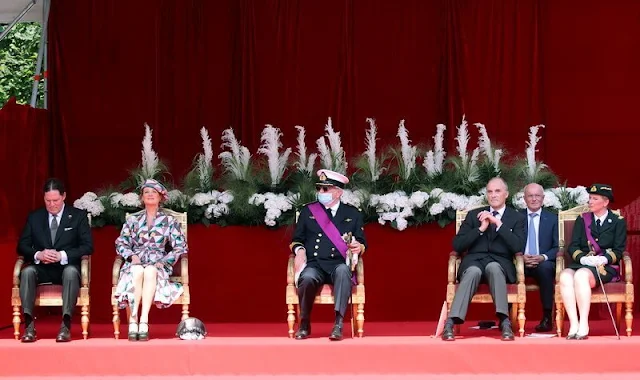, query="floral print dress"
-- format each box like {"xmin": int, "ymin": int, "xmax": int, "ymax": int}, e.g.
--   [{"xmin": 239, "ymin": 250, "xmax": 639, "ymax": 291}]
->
[{"xmin": 114, "ymin": 210, "xmax": 188, "ymax": 309}]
